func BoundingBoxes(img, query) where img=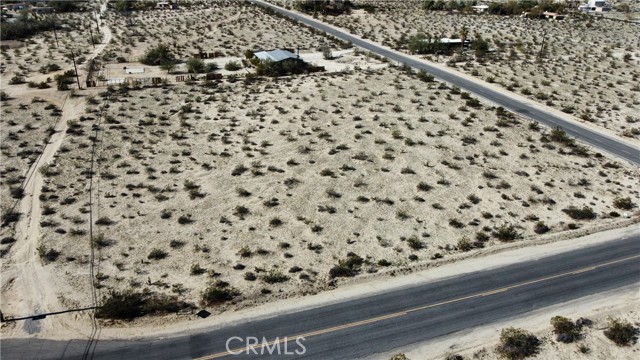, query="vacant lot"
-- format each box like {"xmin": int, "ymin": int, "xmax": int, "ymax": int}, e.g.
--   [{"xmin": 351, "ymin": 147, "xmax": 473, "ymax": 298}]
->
[
  {"xmin": 36, "ymin": 65, "xmax": 638, "ymax": 313},
  {"xmin": 279, "ymin": 0, "xmax": 640, "ymax": 138},
  {"xmin": 0, "ymin": 11, "xmax": 103, "ymax": 88},
  {"xmin": 101, "ymin": 0, "xmax": 341, "ymax": 63},
  {"xmin": 0, "ymin": 94, "xmax": 62, "ymax": 255}
]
